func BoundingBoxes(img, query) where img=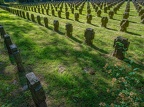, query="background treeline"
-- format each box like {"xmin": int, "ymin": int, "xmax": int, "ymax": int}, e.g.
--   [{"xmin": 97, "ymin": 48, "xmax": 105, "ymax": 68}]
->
[{"xmin": 0, "ymin": 0, "xmax": 85, "ymax": 4}]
